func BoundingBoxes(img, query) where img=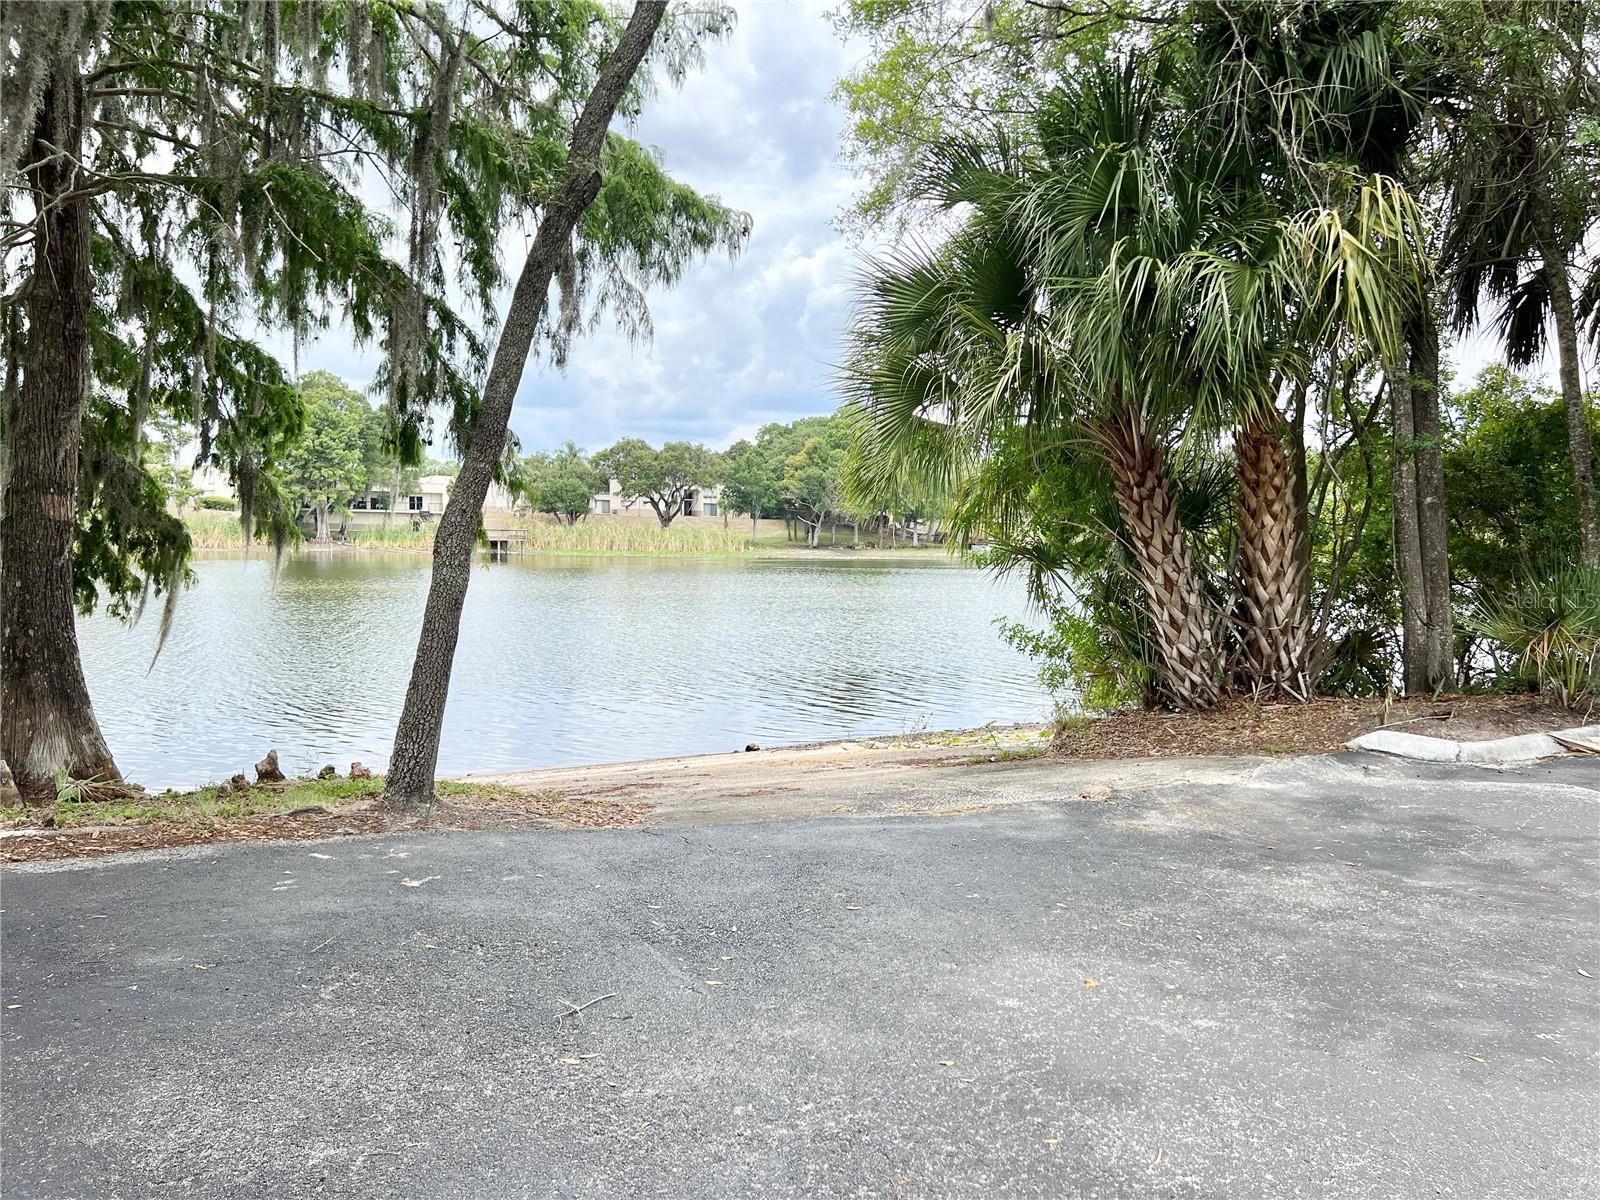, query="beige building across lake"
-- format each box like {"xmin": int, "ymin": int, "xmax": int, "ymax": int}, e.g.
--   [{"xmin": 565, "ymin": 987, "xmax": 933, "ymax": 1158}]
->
[{"xmin": 190, "ymin": 464, "xmax": 725, "ymax": 532}]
